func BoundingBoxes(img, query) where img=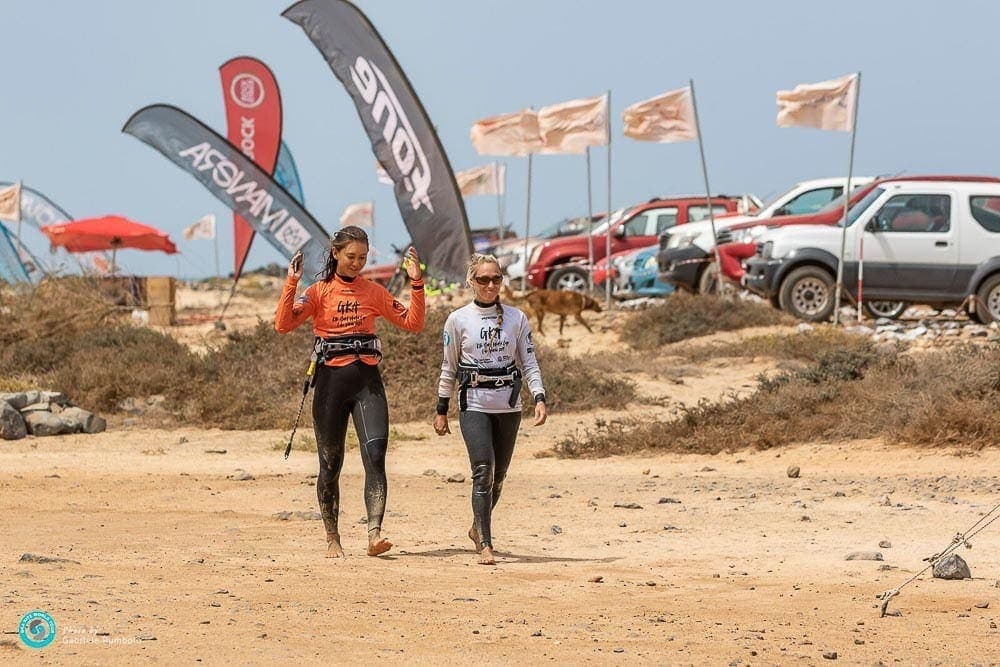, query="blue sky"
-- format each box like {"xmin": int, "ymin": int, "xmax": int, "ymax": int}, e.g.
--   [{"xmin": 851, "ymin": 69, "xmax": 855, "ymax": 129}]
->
[{"xmin": 4, "ymin": 0, "xmax": 997, "ymax": 277}]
